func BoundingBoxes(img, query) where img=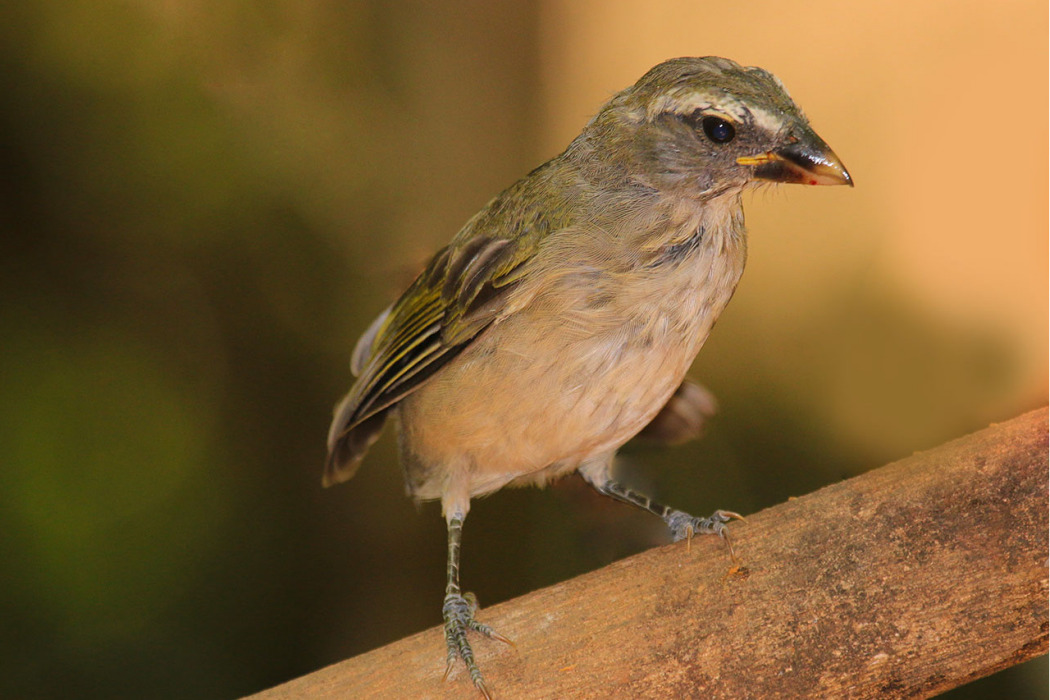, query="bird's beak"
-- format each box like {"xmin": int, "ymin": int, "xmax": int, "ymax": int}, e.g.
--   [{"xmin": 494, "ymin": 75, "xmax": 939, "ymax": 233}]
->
[{"xmin": 737, "ymin": 129, "xmax": 853, "ymax": 187}]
